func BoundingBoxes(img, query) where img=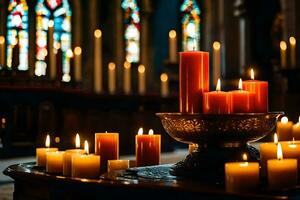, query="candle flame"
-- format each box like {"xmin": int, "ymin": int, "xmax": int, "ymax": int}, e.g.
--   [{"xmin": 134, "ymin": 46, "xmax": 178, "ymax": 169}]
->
[
  {"xmin": 160, "ymin": 73, "xmax": 168, "ymax": 82},
  {"xmin": 148, "ymin": 129, "xmax": 154, "ymax": 135},
  {"xmin": 138, "ymin": 127, "xmax": 143, "ymax": 135},
  {"xmin": 0, "ymin": 36, "xmax": 5, "ymax": 44},
  {"xmin": 277, "ymin": 143, "xmax": 283, "ymax": 160},
  {"xmin": 216, "ymin": 78, "xmax": 221, "ymax": 91},
  {"xmin": 84, "ymin": 140, "xmax": 89, "ymax": 155},
  {"xmin": 108, "ymin": 62, "xmax": 116, "ymax": 70},
  {"xmin": 298, "ymin": 116, "xmax": 300, "ymax": 124},
  {"xmin": 242, "ymin": 153, "xmax": 247, "ymax": 161},
  {"xmin": 94, "ymin": 29, "xmax": 102, "ymax": 38},
  {"xmin": 250, "ymin": 68, "xmax": 255, "ymax": 80},
  {"xmin": 289, "ymin": 37, "xmax": 296, "ymax": 45},
  {"xmin": 238, "ymin": 78, "xmax": 243, "ymax": 90},
  {"xmin": 213, "ymin": 41, "xmax": 221, "ymax": 50},
  {"xmin": 274, "ymin": 133, "xmax": 278, "ymax": 144},
  {"xmin": 48, "ymin": 20, "xmax": 54, "ymax": 28},
  {"xmin": 280, "ymin": 41, "xmax": 287, "ymax": 51},
  {"xmin": 66, "ymin": 49, "xmax": 73, "ymax": 58},
  {"xmin": 75, "ymin": 133, "xmax": 80, "ymax": 148},
  {"xmin": 138, "ymin": 65, "xmax": 145, "ymax": 73},
  {"xmin": 281, "ymin": 116, "xmax": 288, "ymax": 124},
  {"xmin": 169, "ymin": 30, "xmax": 176, "ymax": 38},
  {"xmin": 74, "ymin": 46, "xmax": 82, "ymax": 55},
  {"xmin": 124, "ymin": 61, "xmax": 131, "ymax": 69},
  {"xmin": 45, "ymin": 134, "xmax": 50, "ymax": 148}
]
